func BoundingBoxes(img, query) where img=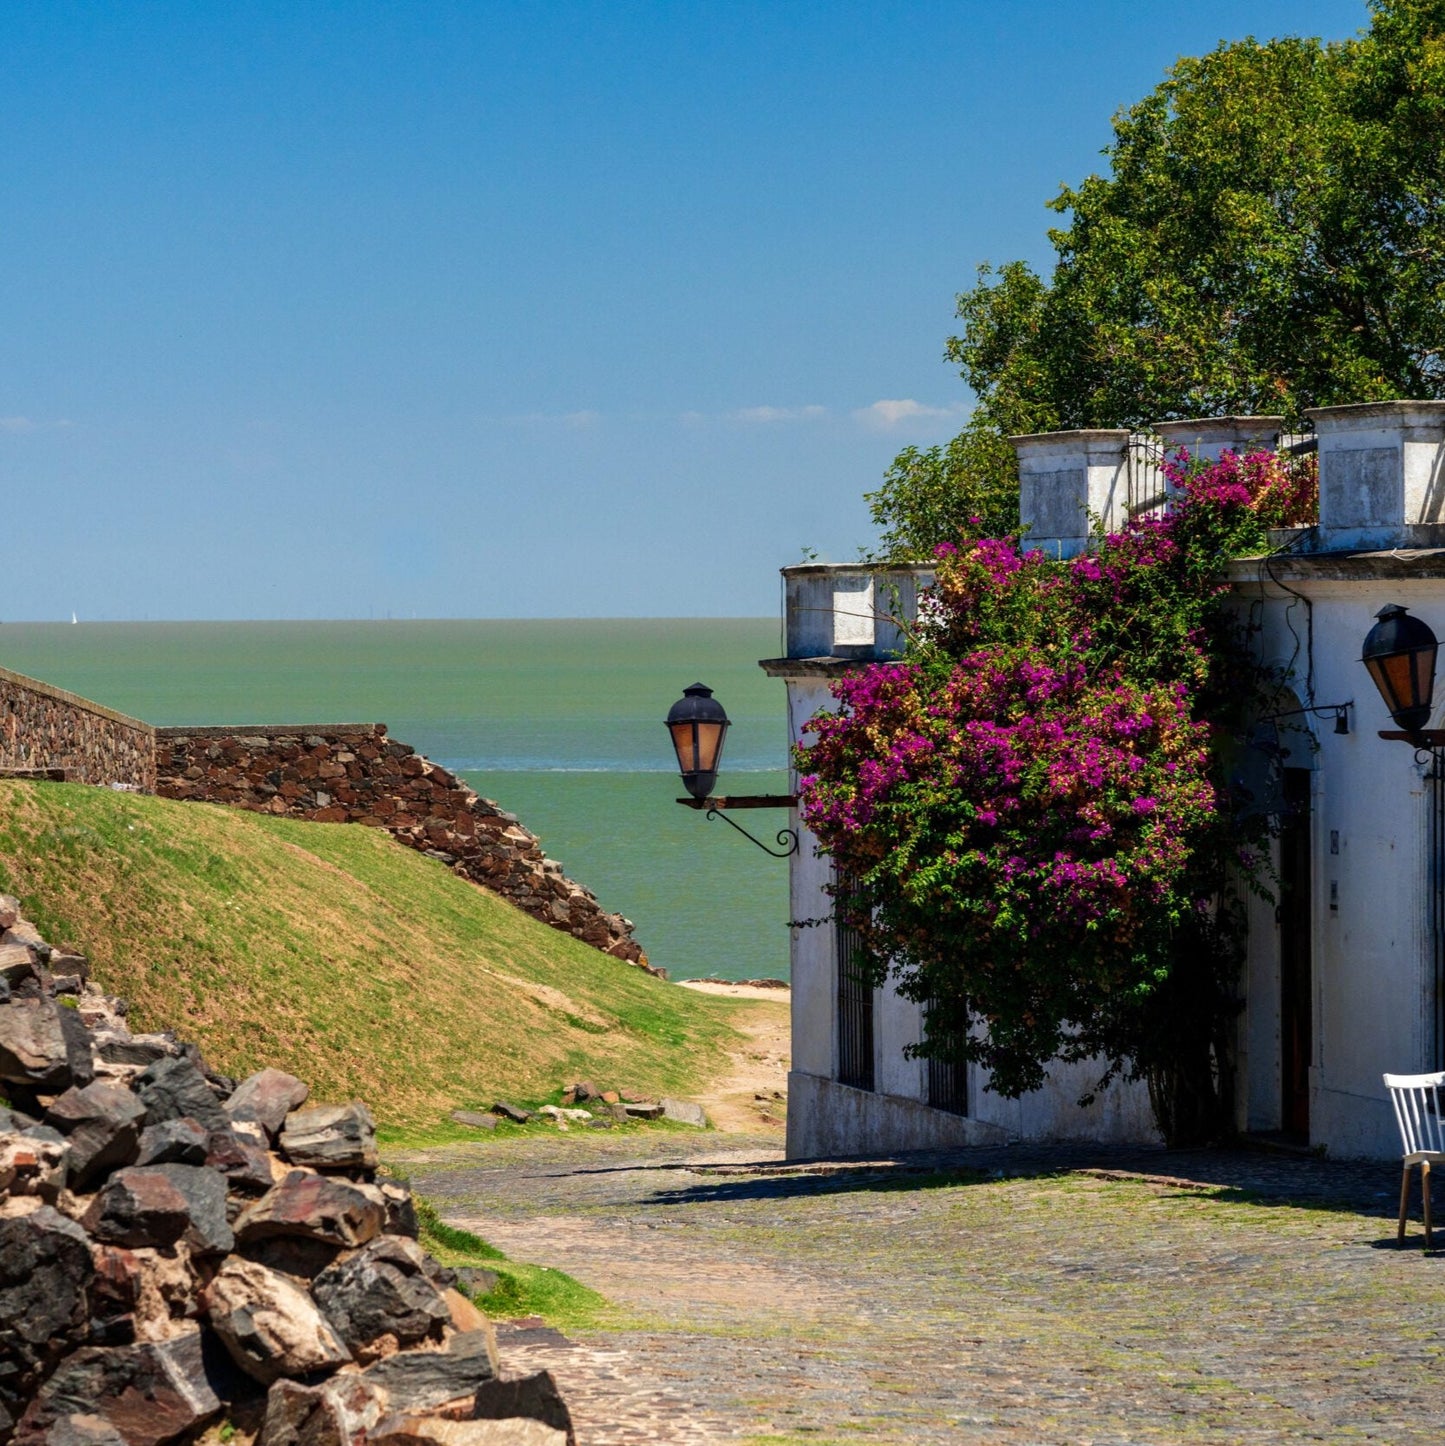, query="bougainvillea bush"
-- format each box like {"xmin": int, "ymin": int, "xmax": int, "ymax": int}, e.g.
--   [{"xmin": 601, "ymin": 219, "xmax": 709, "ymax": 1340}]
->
[{"xmin": 798, "ymin": 449, "xmax": 1316, "ymax": 1144}]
